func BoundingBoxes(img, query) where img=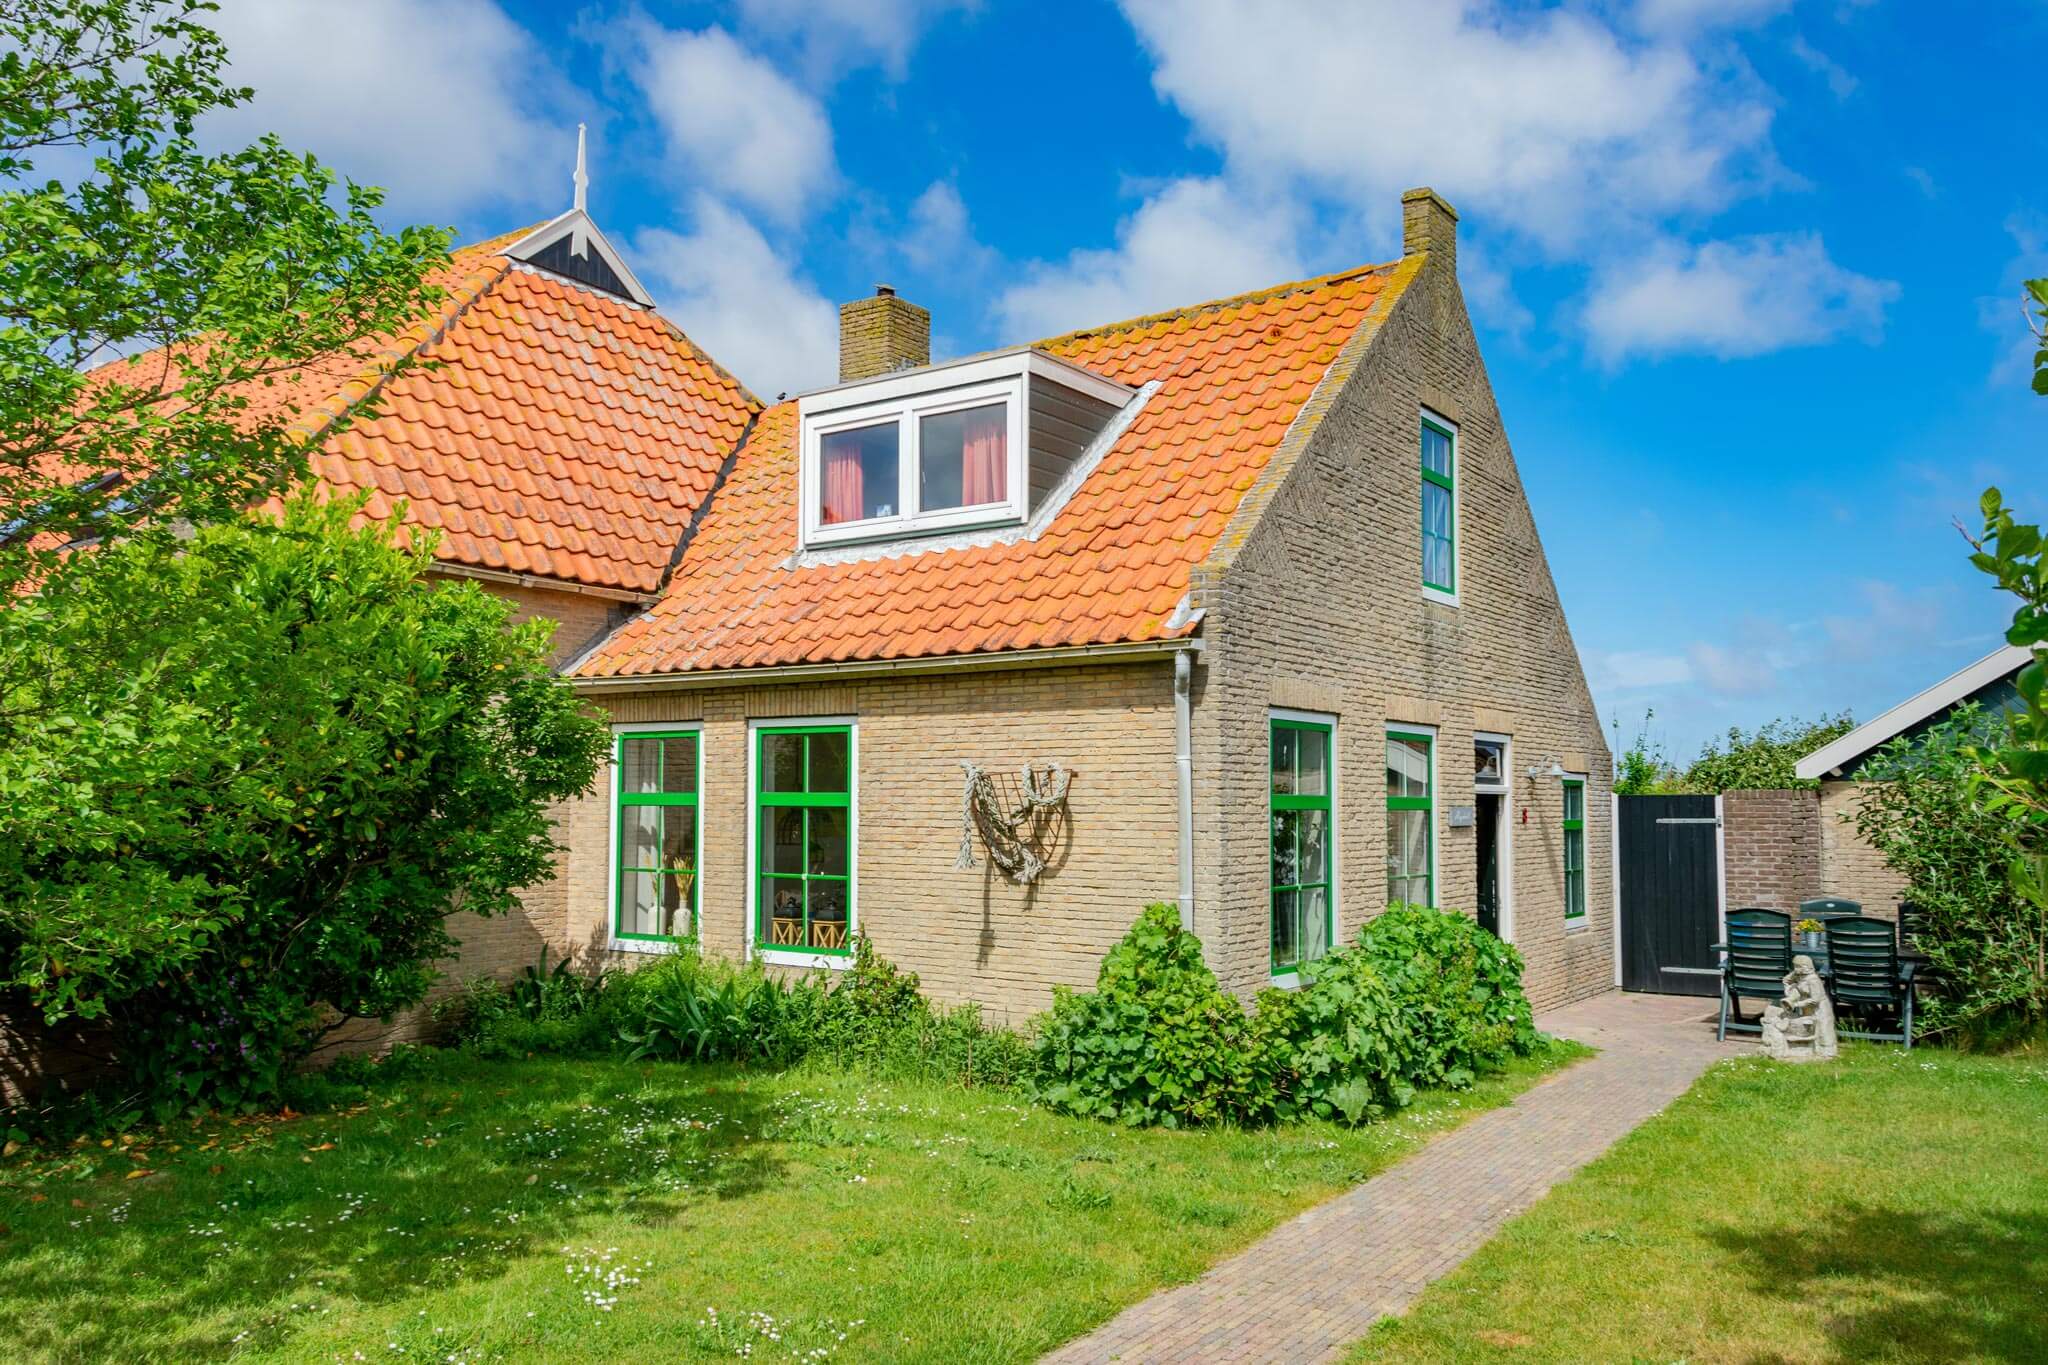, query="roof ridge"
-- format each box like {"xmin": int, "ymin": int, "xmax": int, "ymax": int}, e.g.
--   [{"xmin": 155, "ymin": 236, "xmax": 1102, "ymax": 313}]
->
[
  {"xmin": 284, "ymin": 251, "xmax": 515, "ymax": 448},
  {"xmin": 1032, "ymin": 258, "xmax": 1400, "ymax": 350}
]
